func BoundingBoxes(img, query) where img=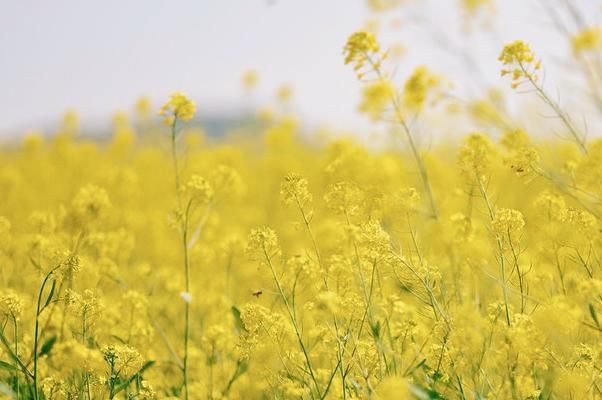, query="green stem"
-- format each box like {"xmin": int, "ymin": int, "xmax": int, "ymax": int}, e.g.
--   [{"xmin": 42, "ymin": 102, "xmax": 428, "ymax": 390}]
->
[
  {"xmin": 222, "ymin": 360, "xmax": 246, "ymax": 397},
  {"xmin": 263, "ymin": 247, "xmax": 321, "ymax": 398},
  {"xmin": 171, "ymin": 114, "xmax": 191, "ymax": 400},
  {"xmin": 476, "ymin": 178, "xmax": 511, "ymax": 326},
  {"xmin": 367, "ymin": 55, "xmax": 439, "ymax": 219},
  {"xmin": 507, "ymin": 233, "xmax": 526, "ymax": 313},
  {"xmin": 12, "ymin": 316, "xmax": 19, "ymax": 398},
  {"xmin": 183, "ymin": 207, "xmax": 191, "ymax": 400},
  {"xmin": 108, "ymin": 360, "xmax": 116, "ymax": 399},
  {"xmin": 33, "ymin": 268, "xmax": 59, "ymax": 400},
  {"xmin": 396, "ymin": 115, "xmax": 439, "ymax": 220},
  {"xmin": 171, "ymin": 117, "xmax": 181, "ymax": 197},
  {"xmin": 521, "ymin": 63, "xmax": 588, "ymax": 155},
  {"xmin": 0, "ymin": 326, "xmax": 33, "ymax": 380},
  {"xmin": 294, "ymin": 198, "xmax": 347, "ymax": 398}
]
